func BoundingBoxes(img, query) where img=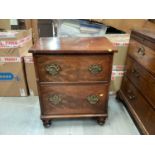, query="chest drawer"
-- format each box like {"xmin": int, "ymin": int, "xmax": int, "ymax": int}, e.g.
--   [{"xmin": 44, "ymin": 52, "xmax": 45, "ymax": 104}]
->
[
  {"xmin": 125, "ymin": 57, "xmax": 155, "ymax": 109},
  {"xmin": 121, "ymin": 76, "xmax": 155, "ymax": 135},
  {"xmin": 35, "ymin": 54, "xmax": 113, "ymax": 82},
  {"xmin": 39, "ymin": 83, "xmax": 109, "ymax": 115},
  {"xmin": 128, "ymin": 39, "xmax": 155, "ymax": 75}
]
